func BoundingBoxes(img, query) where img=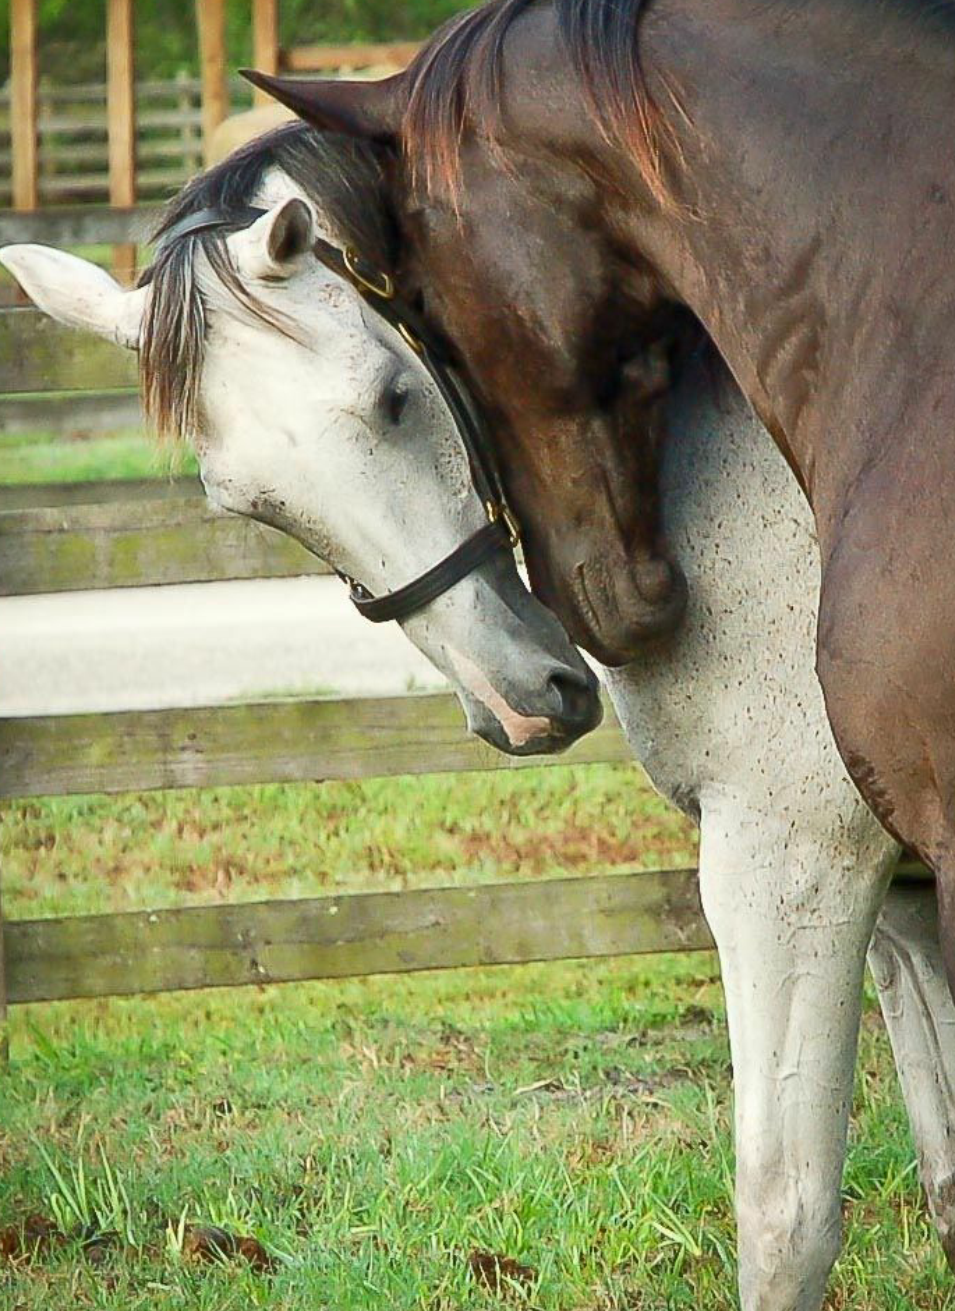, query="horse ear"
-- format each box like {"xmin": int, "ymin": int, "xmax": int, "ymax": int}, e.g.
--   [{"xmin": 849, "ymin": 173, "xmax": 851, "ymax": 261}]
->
[
  {"xmin": 229, "ymin": 198, "xmax": 317, "ymax": 281},
  {"xmin": 240, "ymin": 69, "xmax": 407, "ymax": 142},
  {"xmin": 0, "ymin": 244, "xmax": 146, "ymax": 349}
]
